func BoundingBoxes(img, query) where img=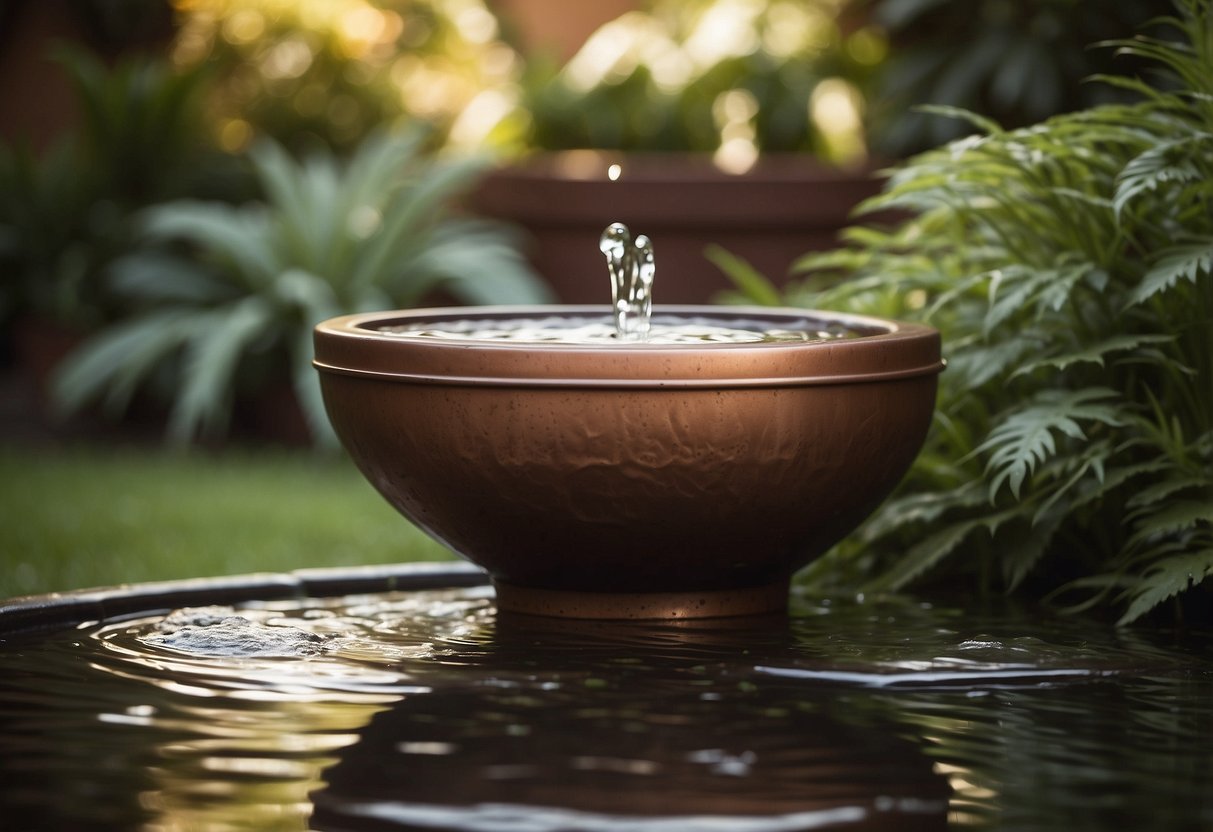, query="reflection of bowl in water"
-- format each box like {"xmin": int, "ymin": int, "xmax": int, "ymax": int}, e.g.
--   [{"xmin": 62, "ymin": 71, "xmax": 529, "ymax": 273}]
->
[
  {"xmin": 311, "ymin": 680, "xmax": 950, "ymax": 832},
  {"xmin": 313, "ymin": 305, "xmax": 943, "ymax": 619}
]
